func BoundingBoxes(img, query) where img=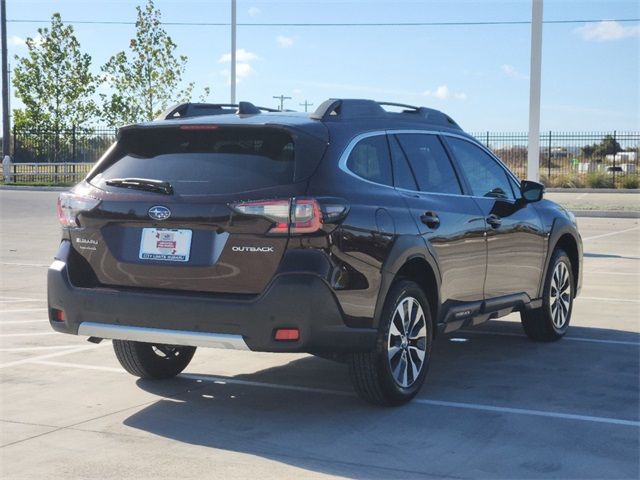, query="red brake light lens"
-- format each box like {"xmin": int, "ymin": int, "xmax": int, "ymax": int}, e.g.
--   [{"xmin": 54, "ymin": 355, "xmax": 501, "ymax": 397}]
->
[
  {"xmin": 57, "ymin": 192, "xmax": 100, "ymax": 228},
  {"xmin": 231, "ymin": 198, "xmax": 323, "ymax": 235}
]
